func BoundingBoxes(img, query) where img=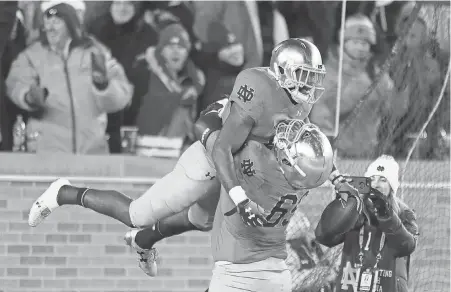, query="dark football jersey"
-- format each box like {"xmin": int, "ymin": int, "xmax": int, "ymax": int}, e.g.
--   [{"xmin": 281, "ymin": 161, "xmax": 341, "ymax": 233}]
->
[
  {"xmin": 211, "ymin": 141, "xmax": 309, "ymax": 264},
  {"xmin": 222, "ymin": 67, "xmax": 313, "ymax": 142}
]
